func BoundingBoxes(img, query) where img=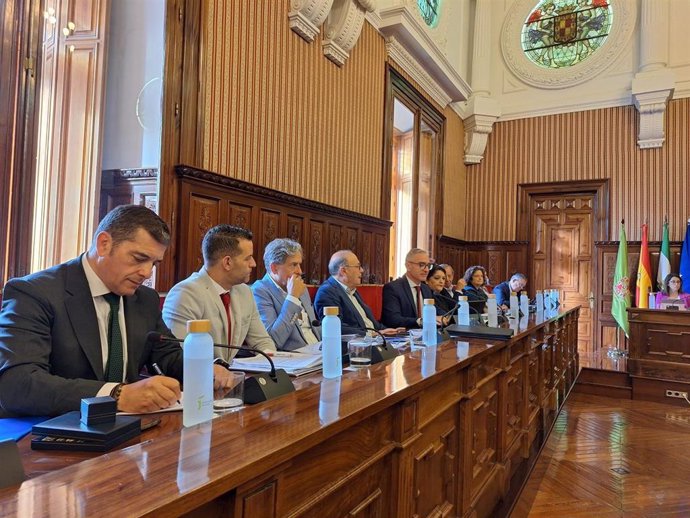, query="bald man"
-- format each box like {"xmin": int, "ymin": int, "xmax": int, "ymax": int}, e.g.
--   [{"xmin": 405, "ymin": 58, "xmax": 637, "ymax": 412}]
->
[{"xmin": 314, "ymin": 250, "xmax": 403, "ymax": 336}]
